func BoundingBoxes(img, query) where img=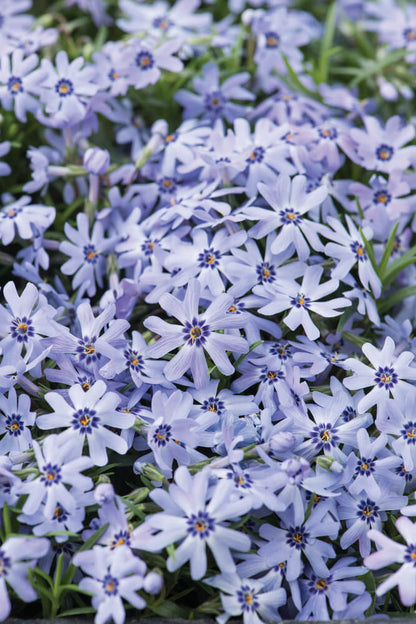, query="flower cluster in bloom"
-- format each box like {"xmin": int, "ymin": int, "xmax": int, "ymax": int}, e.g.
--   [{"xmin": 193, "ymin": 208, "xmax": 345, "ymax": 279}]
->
[{"xmin": 2, "ymin": 0, "xmax": 416, "ymax": 622}]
